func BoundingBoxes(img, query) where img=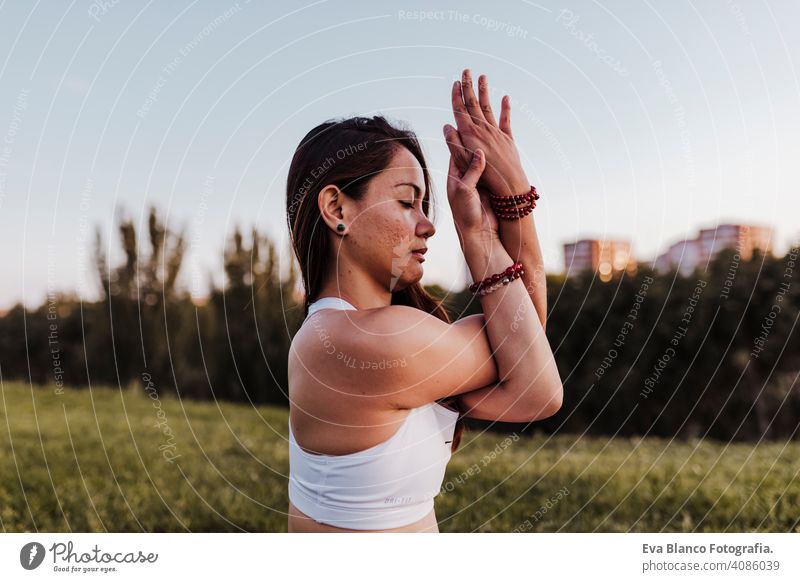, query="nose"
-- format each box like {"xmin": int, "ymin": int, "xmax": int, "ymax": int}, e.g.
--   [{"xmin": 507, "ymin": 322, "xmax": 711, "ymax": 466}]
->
[{"xmin": 417, "ymin": 214, "xmax": 435, "ymax": 239}]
